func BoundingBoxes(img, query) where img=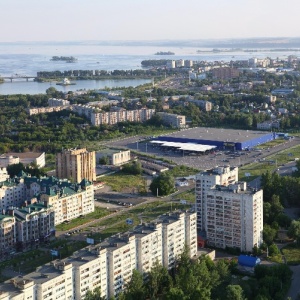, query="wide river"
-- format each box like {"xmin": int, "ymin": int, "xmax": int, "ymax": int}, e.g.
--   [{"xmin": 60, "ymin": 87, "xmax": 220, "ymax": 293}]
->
[{"xmin": 0, "ymin": 41, "xmax": 299, "ymax": 94}]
